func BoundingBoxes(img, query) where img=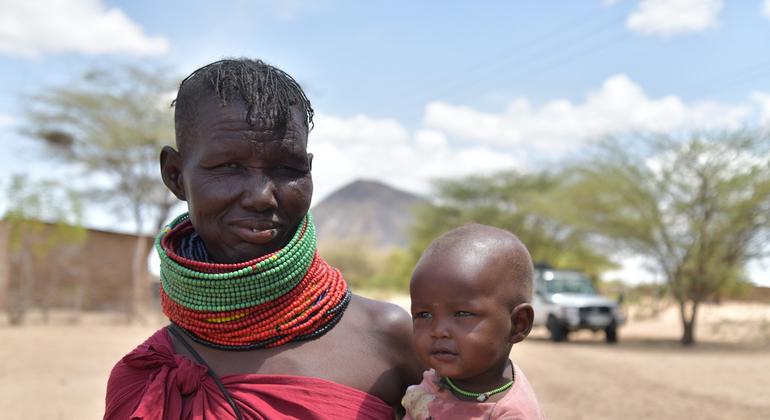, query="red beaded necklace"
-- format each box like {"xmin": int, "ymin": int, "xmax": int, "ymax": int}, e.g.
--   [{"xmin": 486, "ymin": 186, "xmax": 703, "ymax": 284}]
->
[{"xmin": 158, "ymin": 213, "xmax": 350, "ymax": 350}]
